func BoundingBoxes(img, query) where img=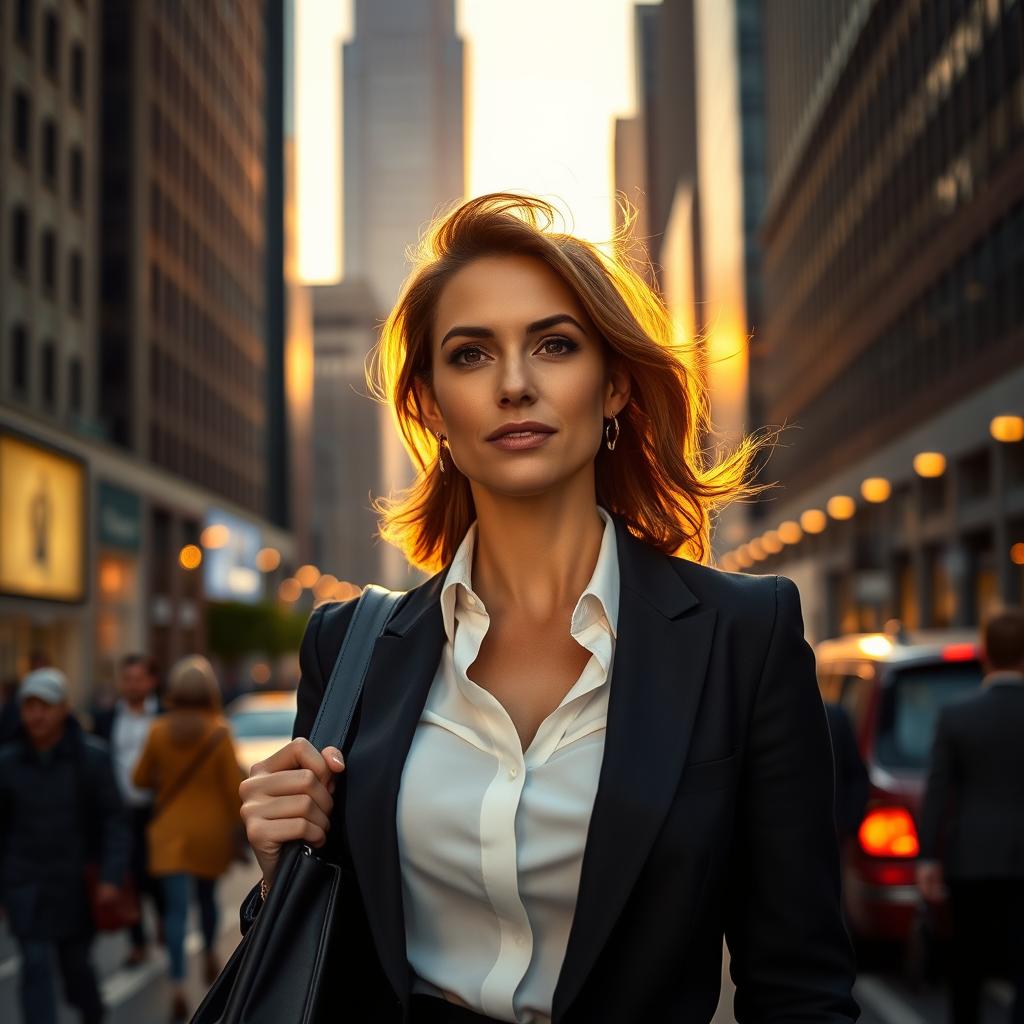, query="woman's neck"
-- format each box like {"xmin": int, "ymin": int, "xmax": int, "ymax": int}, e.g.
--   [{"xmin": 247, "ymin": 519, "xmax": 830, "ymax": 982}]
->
[{"xmin": 469, "ymin": 485, "xmax": 606, "ymax": 623}]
